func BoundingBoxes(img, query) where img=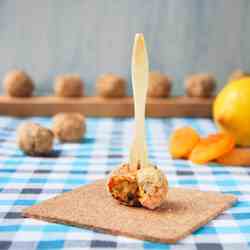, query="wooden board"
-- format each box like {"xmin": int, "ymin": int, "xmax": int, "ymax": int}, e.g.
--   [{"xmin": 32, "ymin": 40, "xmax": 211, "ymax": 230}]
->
[
  {"xmin": 0, "ymin": 96, "xmax": 213, "ymax": 117},
  {"xmin": 23, "ymin": 180, "xmax": 237, "ymax": 244}
]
